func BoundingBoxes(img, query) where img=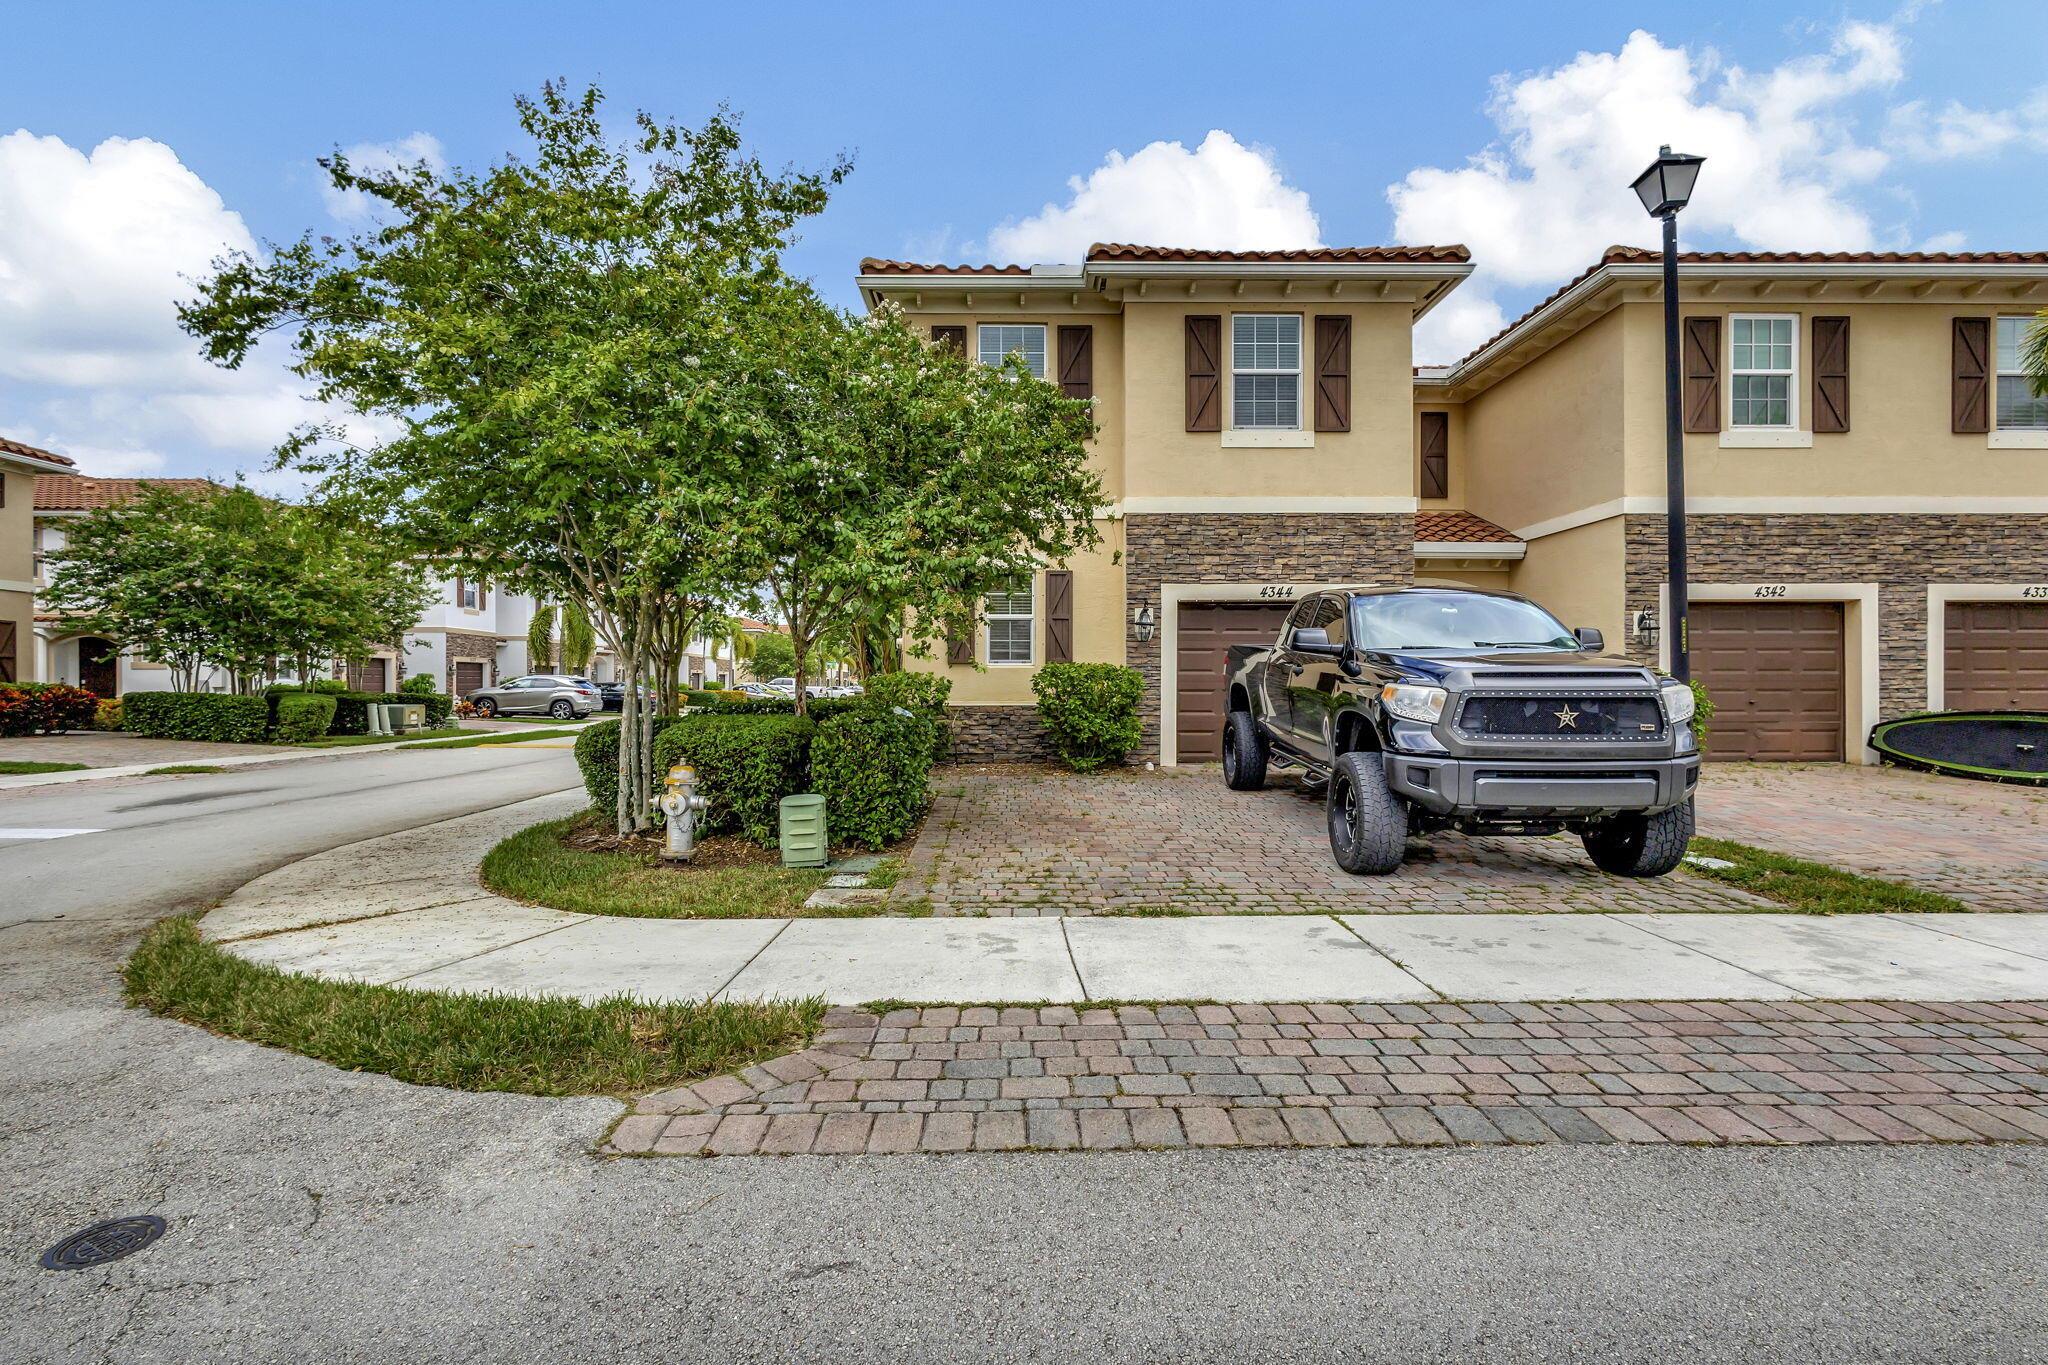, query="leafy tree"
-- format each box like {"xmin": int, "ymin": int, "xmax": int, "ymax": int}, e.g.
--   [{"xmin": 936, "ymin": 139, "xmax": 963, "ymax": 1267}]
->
[
  {"xmin": 559, "ymin": 601, "xmax": 596, "ymax": 673},
  {"xmin": 526, "ymin": 604, "xmax": 557, "ymax": 673},
  {"xmin": 43, "ymin": 487, "xmax": 432, "ymax": 692},
  {"xmin": 727, "ymin": 293, "xmax": 1101, "ymax": 711},
  {"xmin": 747, "ymin": 630, "xmax": 798, "ymax": 682},
  {"xmin": 180, "ymin": 83, "xmax": 848, "ymax": 832}
]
